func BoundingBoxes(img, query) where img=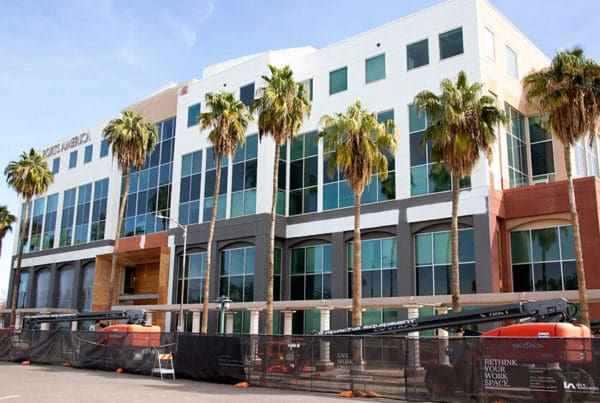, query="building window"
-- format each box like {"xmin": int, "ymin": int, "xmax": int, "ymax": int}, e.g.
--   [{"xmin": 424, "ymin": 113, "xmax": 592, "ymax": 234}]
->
[
  {"xmin": 42, "ymin": 193, "xmax": 58, "ymax": 250},
  {"xmin": 290, "ymin": 131, "xmax": 318, "ymax": 215},
  {"xmin": 575, "ymin": 136, "xmax": 600, "ymax": 178},
  {"xmin": 329, "ymin": 66, "xmax": 348, "ymax": 95},
  {"xmin": 439, "ymin": 27, "xmax": 464, "ymax": 59},
  {"xmin": 506, "ymin": 104, "xmax": 528, "ymax": 188},
  {"xmin": 220, "ymin": 246, "xmax": 254, "ymax": 302},
  {"xmin": 409, "ymin": 105, "xmax": 470, "ymax": 196},
  {"xmin": 240, "ymin": 83, "xmax": 255, "ymax": 107},
  {"xmin": 59, "ymin": 188, "xmax": 76, "ymax": 247},
  {"xmin": 231, "ymin": 134, "xmax": 258, "ymax": 217},
  {"xmin": 484, "ymin": 28, "xmax": 495, "ymax": 60},
  {"xmin": 79, "ymin": 263, "xmax": 94, "ymax": 311},
  {"xmin": 365, "ymin": 53, "xmax": 386, "ymax": 83},
  {"xmin": 57, "ymin": 266, "xmax": 75, "ymax": 309},
  {"xmin": 122, "ymin": 117, "xmax": 175, "ymax": 237},
  {"xmin": 348, "ymin": 237, "xmax": 397, "ymax": 298},
  {"xmin": 100, "ymin": 139, "xmax": 109, "ymax": 158},
  {"xmin": 17, "ymin": 272, "xmax": 29, "ymax": 309},
  {"xmin": 74, "ymin": 183, "xmax": 92, "ymax": 244},
  {"xmin": 84, "ymin": 144, "xmax": 93, "ymax": 164},
  {"xmin": 52, "ymin": 157, "xmax": 60, "ymax": 174},
  {"xmin": 415, "ymin": 228, "xmax": 476, "ymax": 296},
  {"xmin": 187, "ymin": 103, "xmax": 201, "ymax": 127},
  {"xmin": 277, "ymin": 143, "xmax": 287, "ymax": 215},
  {"xmin": 407, "ymin": 39, "xmax": 429, "ymax": 70},
  {"xmin": 529, "ymin": 116, "xmax": 555, "ymax": 183},
  {"xmin": 203, "ymin": 148, "xmax": 227, "ymax": 222},
  {"xmin": 29, "ymin": 197, "xmax": 45, "ymax": 252},
  {"xmin": 300, "ymin": 78, "xmax": 313, "ymax": 101},
  {"xmin": 179, "ymin": 150, "xmax": 202, "ymax": 225},
  {"xmin": 506, "ymin": 46, "xmax": 518, "ymax": 78},
  {"xmin": 35, "ymin": 269, "xmax": 51, "ymax": 308},
  {"xmin": 18, "ymin": 201, "xmax": 31, "ymax": 252},
  {"xmin": 292, "ymin": 310, "xmax": 321, "ymax": 335},
  {"xmin": 511, "ymin": 225, "xmax": 576, "ymax": 292},
  {"xmin": 90, "ymin": 178, "xmax": 109, "ymax": 241},
  {"xmin": 177, "ymin": 252, "xmax": 207, "ymax": 303},
  {"xmin": 69, "ymin": 150, "xmax": 77, "ymax": 169},
  {"xmin": 291, "ymin": 244, "xmax": 331, "ymax": 300}
]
